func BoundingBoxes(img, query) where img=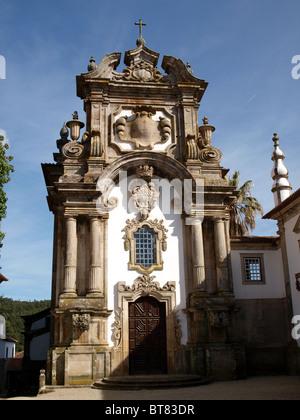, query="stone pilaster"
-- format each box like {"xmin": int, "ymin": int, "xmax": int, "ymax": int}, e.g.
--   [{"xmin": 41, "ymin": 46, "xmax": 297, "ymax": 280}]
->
[
  {"xmin": 191, "ymin": 221, "xmax": 206, "ymax": 292},
  {"xmin": 214, "ymin": 218, "xmax": 230, "ymax": 293},
  {"xmin": 87, "ymin": 217, "xmax": 103, "ymax": 296},
  {"xmin": 62, "ymin": 217, "xmax": 77, "ymax": 297}
]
